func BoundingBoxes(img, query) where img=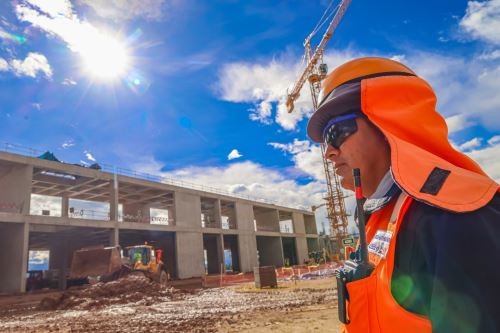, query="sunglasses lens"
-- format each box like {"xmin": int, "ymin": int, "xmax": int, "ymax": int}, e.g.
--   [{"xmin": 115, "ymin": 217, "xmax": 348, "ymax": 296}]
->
[{"xmin": 324, "ymin": 118, "xmax": 358, "ymax": 148}]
